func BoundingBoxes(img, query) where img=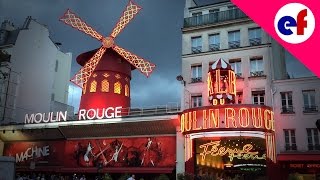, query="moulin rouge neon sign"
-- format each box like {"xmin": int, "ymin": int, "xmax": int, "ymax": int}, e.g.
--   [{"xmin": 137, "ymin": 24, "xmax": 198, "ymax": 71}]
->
[
  {"xmin": 24, "ymin": 106, "xmax": 122, "ymax": 124},
  {"xmin": 199, "ymin": 140, "xmax": 266, "ymax": 162},
  {"xmin": 180, "ymin": 105, "xmax": 275, "ymax": 133}
]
